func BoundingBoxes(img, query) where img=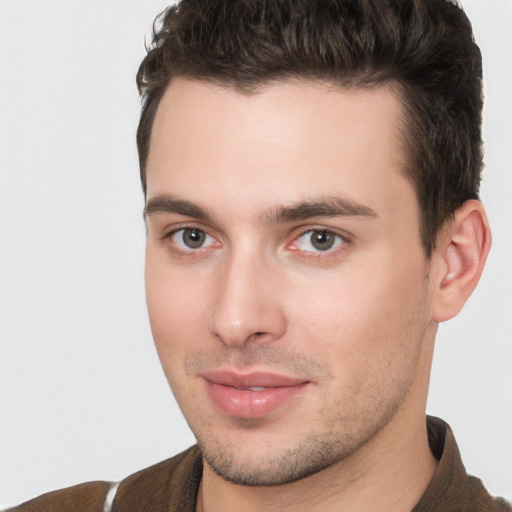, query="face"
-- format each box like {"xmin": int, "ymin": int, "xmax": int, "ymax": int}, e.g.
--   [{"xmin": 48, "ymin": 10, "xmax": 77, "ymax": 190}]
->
[{"xmin": 145, "ymin": 78, "xmax": 435, "ymax": 486}]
